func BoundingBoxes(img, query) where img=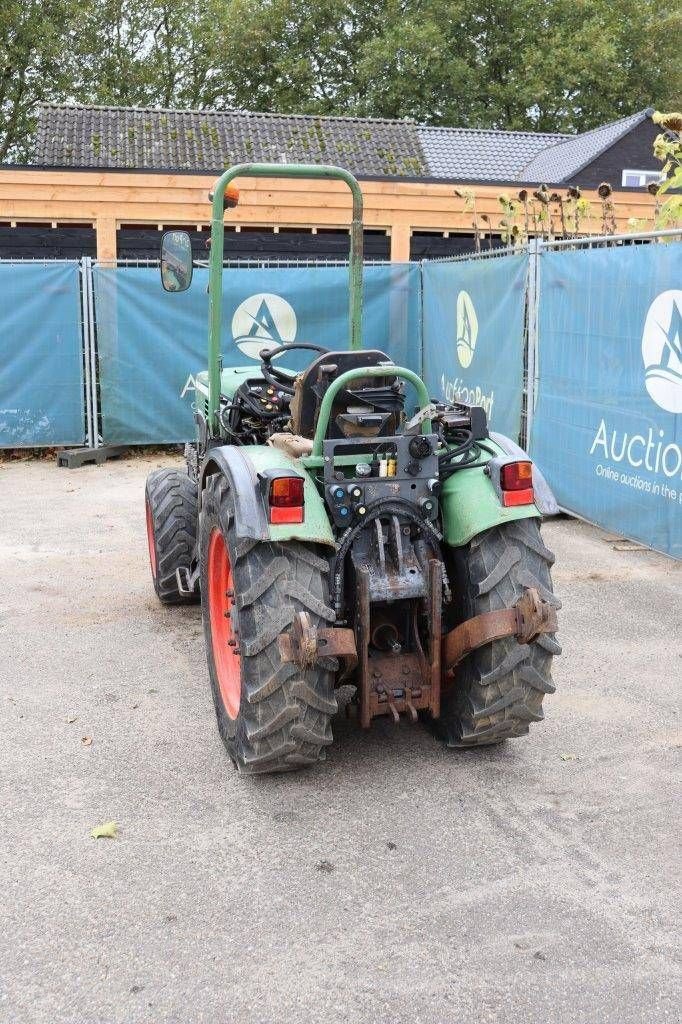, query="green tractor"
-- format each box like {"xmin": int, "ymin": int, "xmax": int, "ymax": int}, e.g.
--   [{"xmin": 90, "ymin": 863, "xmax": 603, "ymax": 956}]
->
[{"xmin": 144, "ymin": 163, "xmax": 560, "ymax": 774}]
